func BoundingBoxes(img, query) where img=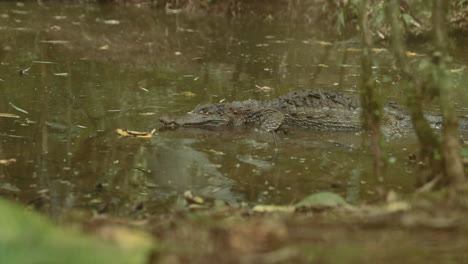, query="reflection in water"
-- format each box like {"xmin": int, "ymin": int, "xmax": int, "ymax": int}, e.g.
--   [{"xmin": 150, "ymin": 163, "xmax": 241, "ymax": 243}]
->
[
  {"xmin": 346, "ymin": 169, "xmax": 362, "ymax": 205},
  {"xmin": 148, "ymin": 138, "xmax": 241, "ymax": 205},
  {"xmin": 0, "ymin": 2, "xmax": 466, "ymax": 216}
]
